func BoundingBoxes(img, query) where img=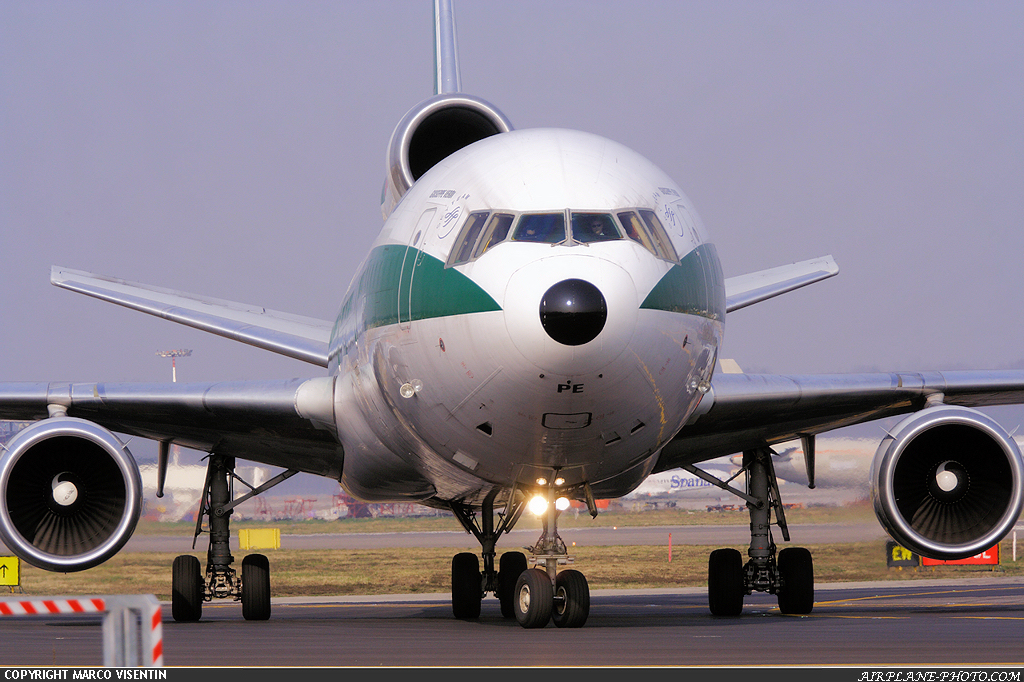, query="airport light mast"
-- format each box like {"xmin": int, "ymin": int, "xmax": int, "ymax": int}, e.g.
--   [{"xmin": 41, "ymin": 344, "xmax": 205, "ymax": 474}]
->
[
  {"xmin": 156, "ymin": 349, "xmax": 192, "ymax": 383},
  {"xmin": 156, "ymin": 349, "xmax": 192, "ymax": 470}
]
